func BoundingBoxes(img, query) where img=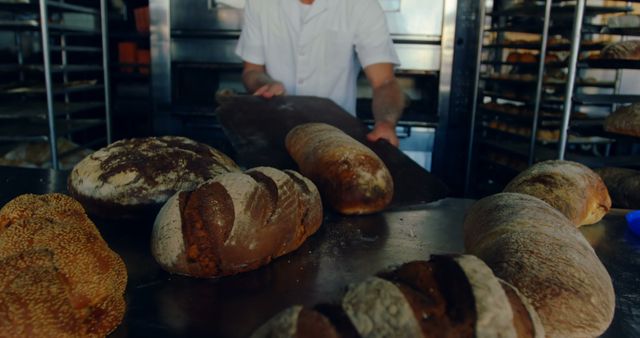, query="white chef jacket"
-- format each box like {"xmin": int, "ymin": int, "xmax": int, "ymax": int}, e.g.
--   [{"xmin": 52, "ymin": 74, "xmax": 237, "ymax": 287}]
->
[{"xmin": 235, "ymin": 0, "xmax": 400, "ymax": 115}]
